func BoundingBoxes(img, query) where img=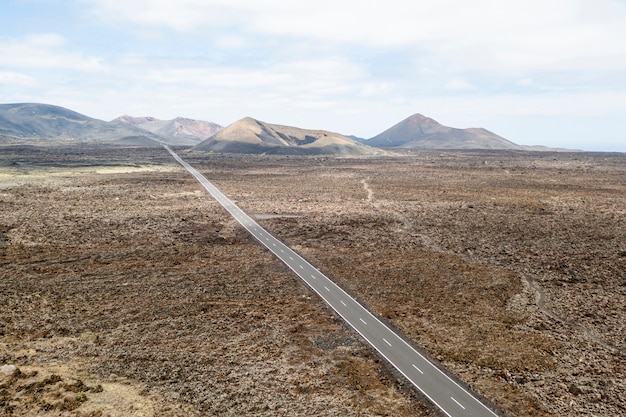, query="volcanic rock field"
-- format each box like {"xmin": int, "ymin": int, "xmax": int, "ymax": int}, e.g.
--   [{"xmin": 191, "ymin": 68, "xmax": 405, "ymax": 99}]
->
[{"xmin": 1, "ymin": 145, "xmax": 624, "ymax": 416}]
